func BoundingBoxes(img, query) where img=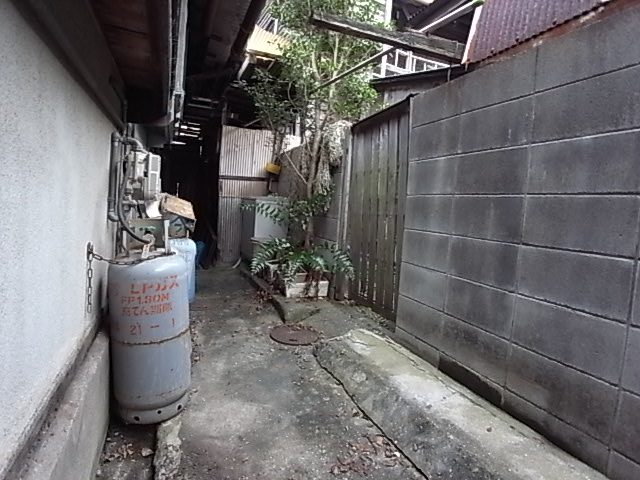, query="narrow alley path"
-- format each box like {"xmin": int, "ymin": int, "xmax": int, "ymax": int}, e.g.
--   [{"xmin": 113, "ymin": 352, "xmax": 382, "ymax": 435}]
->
[
  {"xmin": 176, "ymin": 268, "xmax": 425, "ymax": 480},
  {"xmin": 96, "ymin": 267, "xmax": 609, "ymax": 480}
]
